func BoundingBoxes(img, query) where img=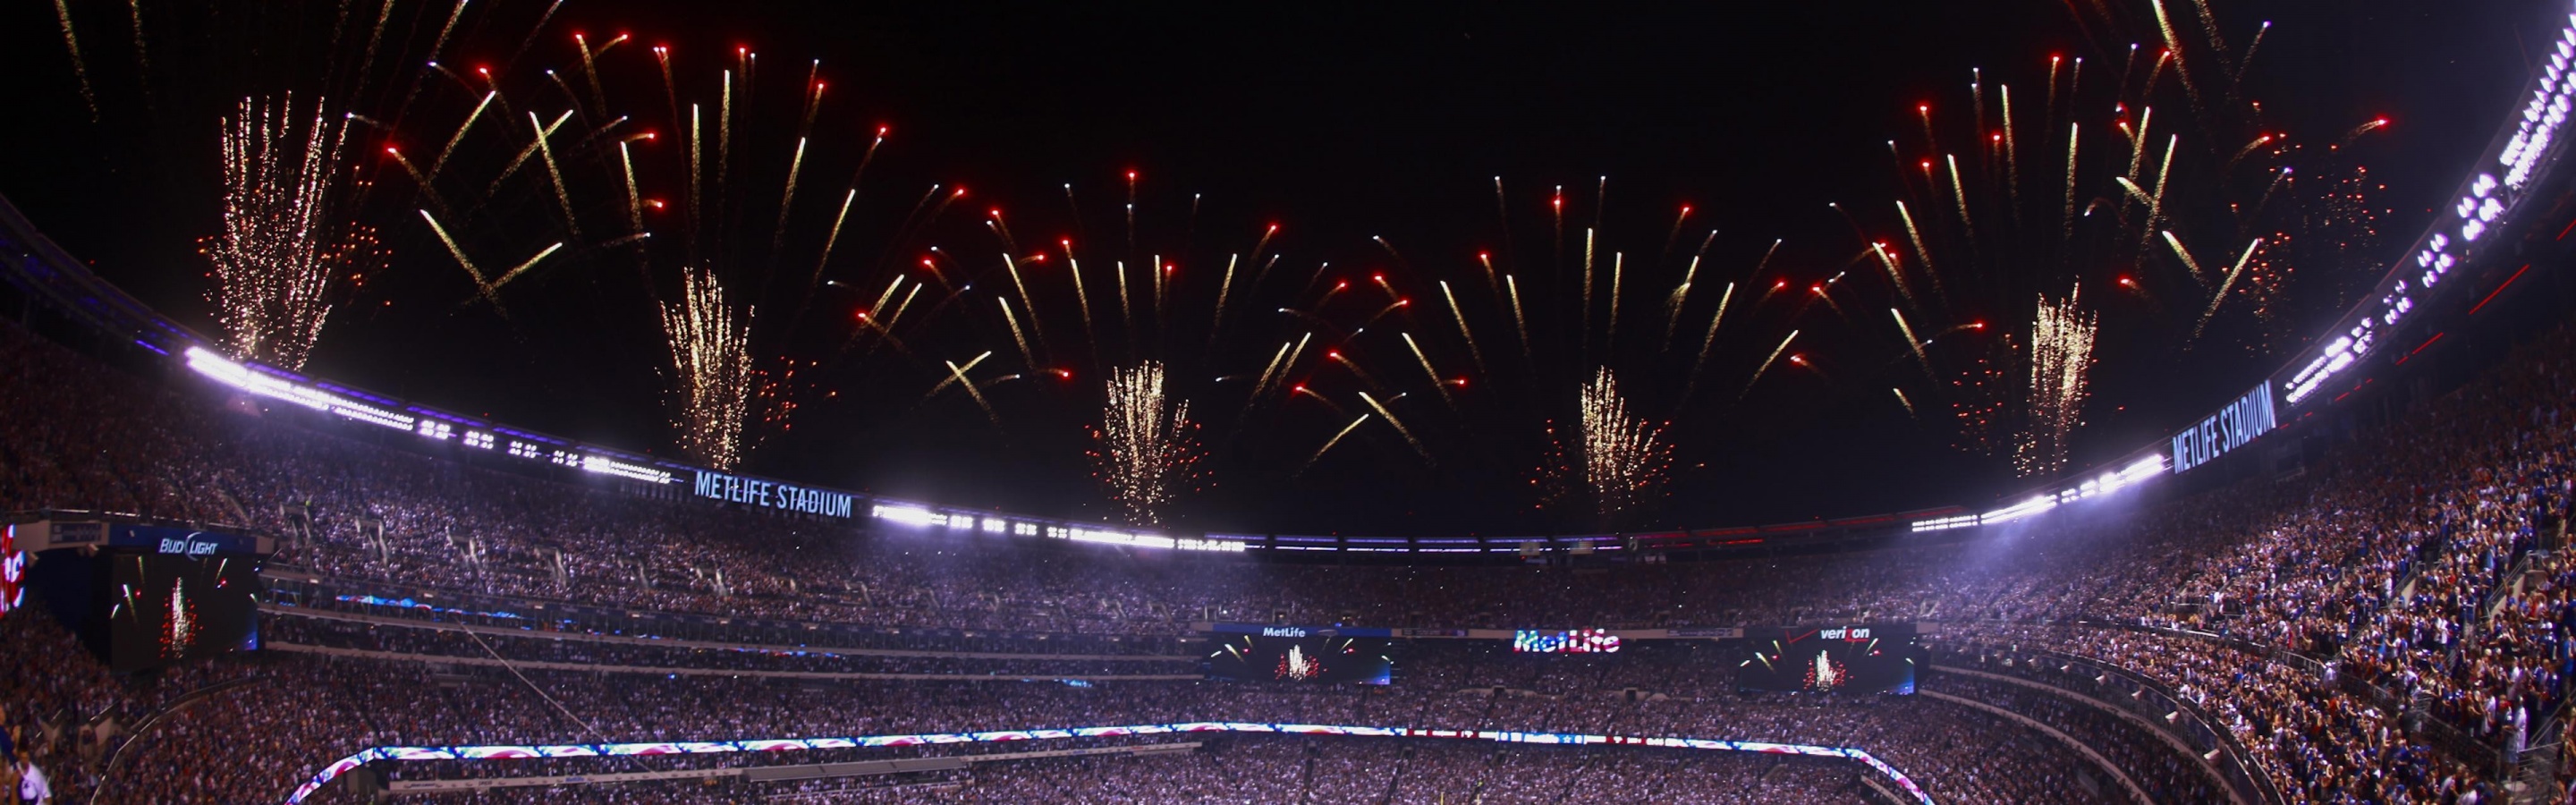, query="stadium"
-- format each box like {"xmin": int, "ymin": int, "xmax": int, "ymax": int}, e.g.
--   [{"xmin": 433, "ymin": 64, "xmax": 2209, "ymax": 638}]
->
[{"xmin": 2, "ymin": 1, "xmax": 2575, "ymax": 803}]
